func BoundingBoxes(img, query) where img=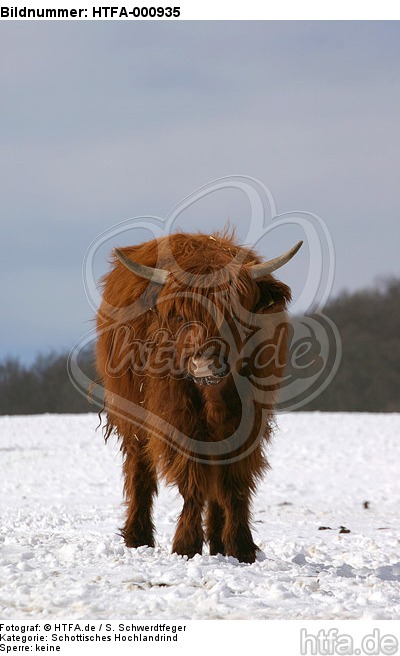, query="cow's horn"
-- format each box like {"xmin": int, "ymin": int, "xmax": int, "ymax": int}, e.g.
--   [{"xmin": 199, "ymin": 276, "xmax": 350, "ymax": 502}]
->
[
  {"xmin": 249, "ymin": 240, "xmax": 303, "ymax": 279},
  {"xmin": 114, "ymin": 248, "xmax": 169, "ymax": 284}
]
